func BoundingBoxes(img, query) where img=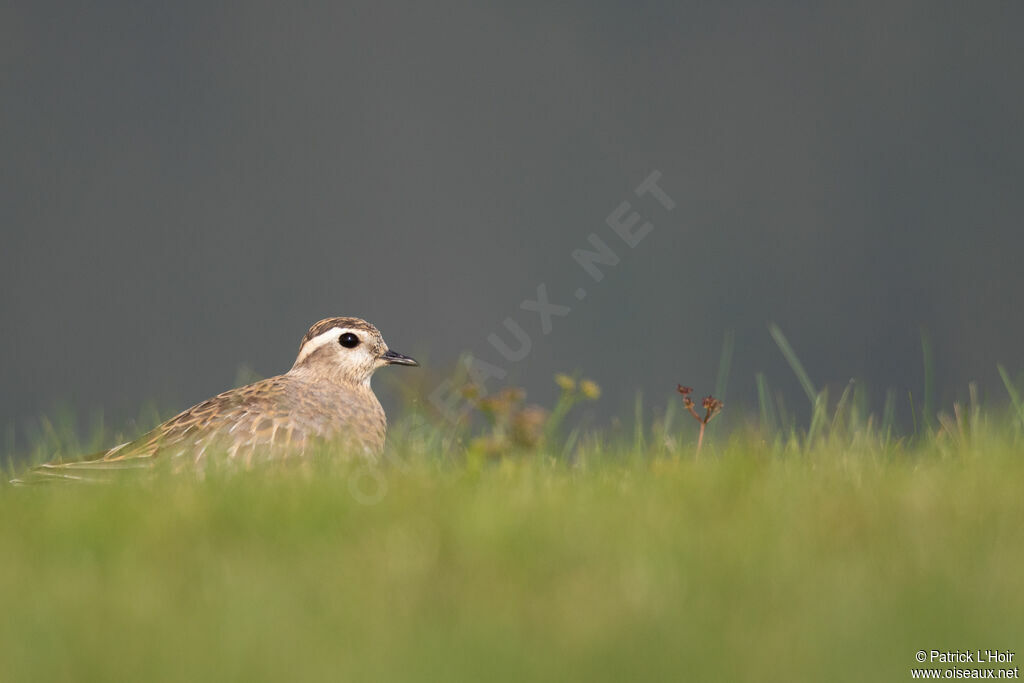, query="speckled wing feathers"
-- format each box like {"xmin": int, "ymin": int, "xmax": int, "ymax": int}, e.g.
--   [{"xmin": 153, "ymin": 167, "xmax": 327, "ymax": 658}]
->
[{"xmin": 33, "ymin": 374, "xmax": 385, "ymax": 476}]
